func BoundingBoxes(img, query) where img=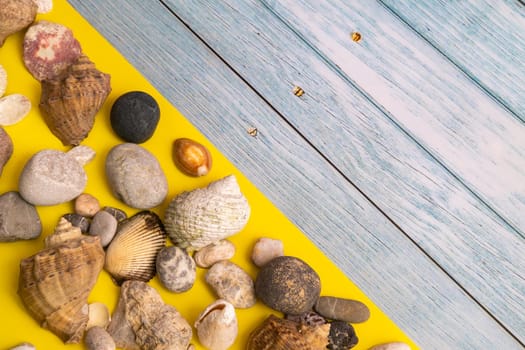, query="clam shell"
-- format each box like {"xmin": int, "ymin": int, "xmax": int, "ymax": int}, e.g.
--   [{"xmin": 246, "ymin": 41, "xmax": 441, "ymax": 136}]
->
[
  {"xmin": 164, "ymin": 175, "xmax": 250, "ymax": 250},
  {"xmin": 246, "ymin": 315, "xmax": 329, "ymax": 350},
  {"xmin": 18, "ymin": 235, "xmax": 105, "ymax": 343},
  {"xmin": 194, "ymin": 299, "xmax": 238, "ymax": 350},
  {"xmin": 39, "ymin": 54, "xmax": 111, "ymax": 145},
  {"xmin": 104, "ymin": 211, "xmax": 166, "ymax": 285},
  {"xmin": 0, "ymin": 0, "xmax": 37, "ymax": 46}
]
